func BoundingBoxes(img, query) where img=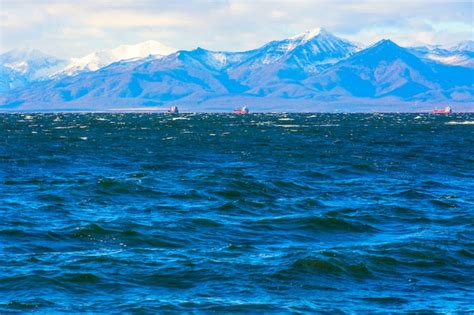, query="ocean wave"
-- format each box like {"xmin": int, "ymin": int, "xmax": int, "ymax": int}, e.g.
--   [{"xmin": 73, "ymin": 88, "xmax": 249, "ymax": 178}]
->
[
  {"xmin": 289, "ymin": 256, "xmax": 372, "ymax": 278},
  {"xmin": 274, "ymin": 124, "xmax": 307, "ymax": 128},
  {"xmin": 1, "ymin": 112, "xmax": 473, "ymax": 313},
  {"xmin": 445, "ymin": 121, "xmax": 474, "ymax": 125},
  {"xmin": 250, "ymin": 216, "xmax": 378, "ymax": 233},
  {"xmin": 0, "ymin": 299, "xmax": 55, "ymax": 310}
]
